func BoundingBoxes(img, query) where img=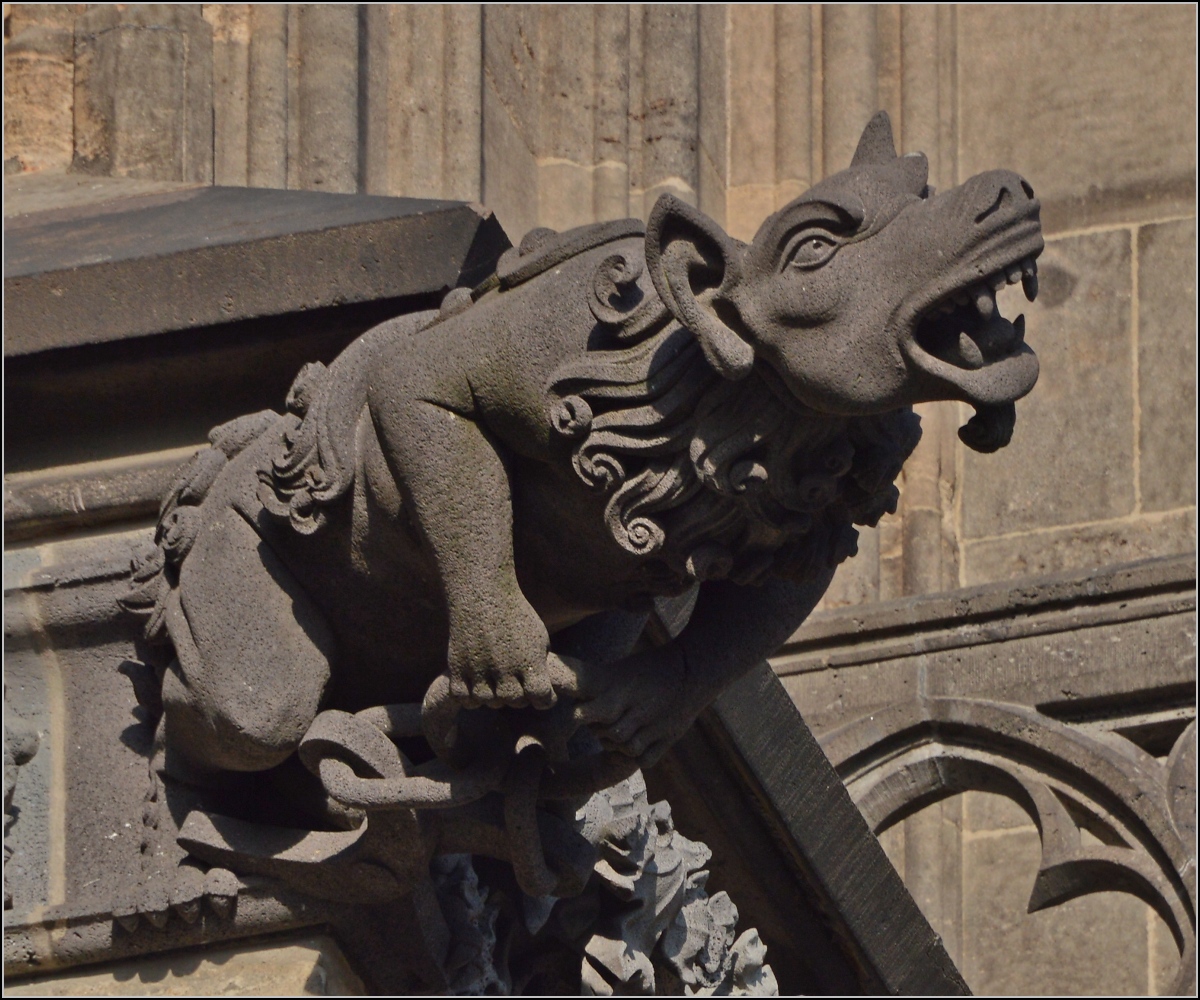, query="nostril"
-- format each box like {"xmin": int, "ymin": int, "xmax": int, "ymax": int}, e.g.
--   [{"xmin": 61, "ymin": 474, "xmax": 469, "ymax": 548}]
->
[{"xmin": 1020, "ymin": 179, "xmax": 1034, "ymax": 199}]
